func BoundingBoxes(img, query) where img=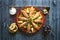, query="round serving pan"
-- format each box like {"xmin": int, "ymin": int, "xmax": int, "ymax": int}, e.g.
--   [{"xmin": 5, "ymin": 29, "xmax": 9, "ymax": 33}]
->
[{"xmin": 16, "ymin": 6, "xmax": 45, "ymax": 34}]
